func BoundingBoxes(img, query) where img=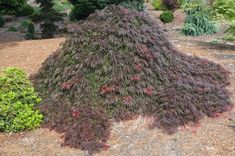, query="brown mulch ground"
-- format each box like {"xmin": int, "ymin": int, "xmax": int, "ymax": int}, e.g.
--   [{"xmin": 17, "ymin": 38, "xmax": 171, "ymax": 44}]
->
[
  {"xmin": 0, "ymin": 5, "xmax": 235, "ymax": 155},
  {"xmin": 0, "ymin": 37, "xmax": 234, "ymax": 156},
  {"xmin": 0, "ymin": 38, "xmax": 65, "ymax": 75}
]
